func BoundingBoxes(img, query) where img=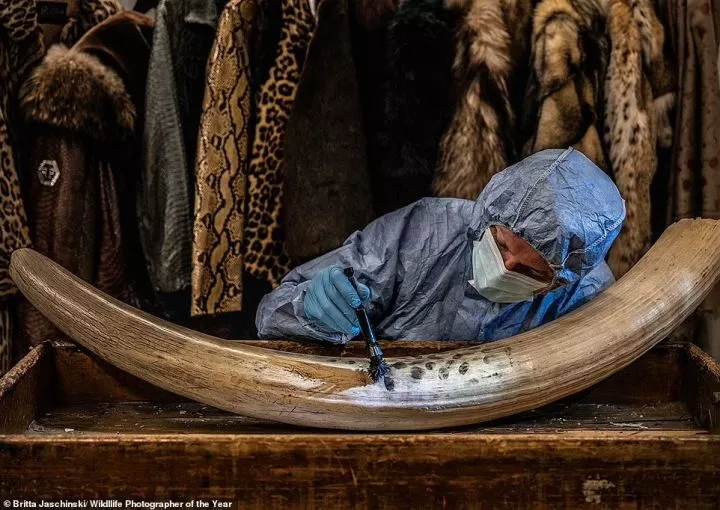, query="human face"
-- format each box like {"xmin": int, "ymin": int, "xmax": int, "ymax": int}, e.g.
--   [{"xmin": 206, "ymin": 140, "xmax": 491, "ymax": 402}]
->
[{"xmin": 489, "ymin": 225, "xmax": 554, "ymax": 284}]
